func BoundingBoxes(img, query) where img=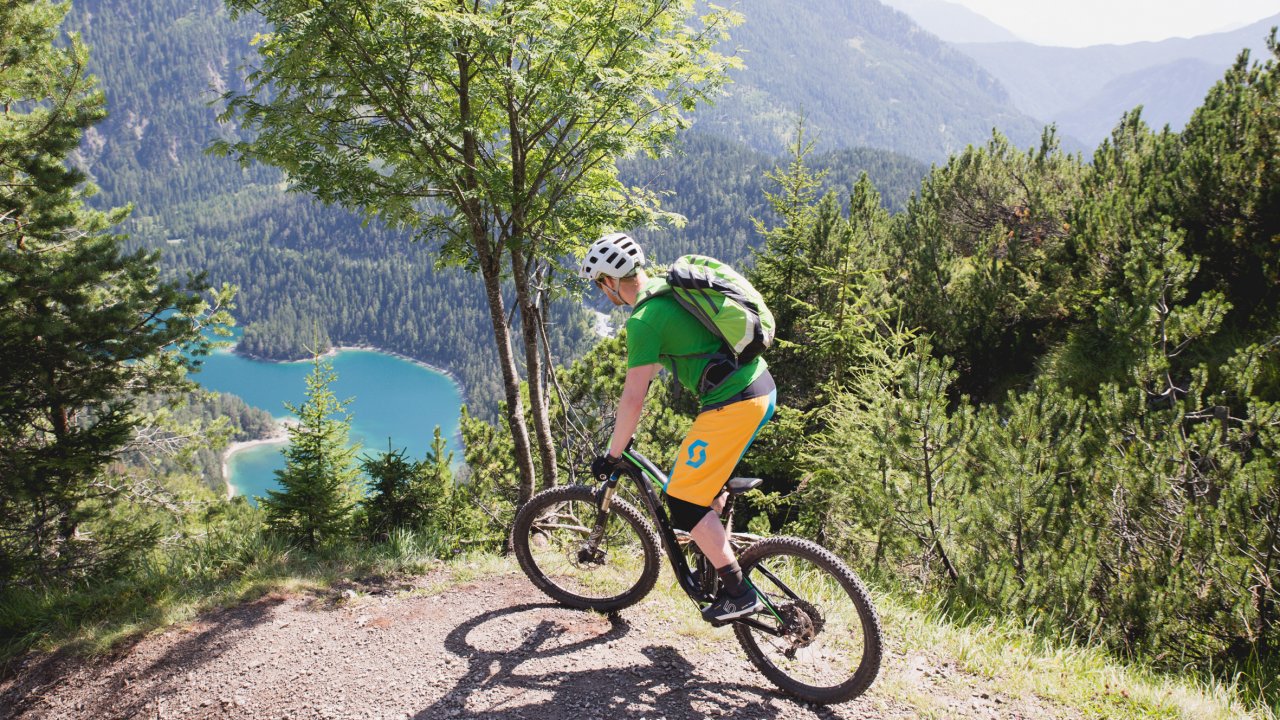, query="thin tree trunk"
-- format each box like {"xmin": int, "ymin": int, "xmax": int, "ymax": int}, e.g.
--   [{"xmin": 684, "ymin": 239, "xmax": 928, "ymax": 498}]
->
[
  {"xmin": 457, "ymin": 48, "xmax": 537, "ymax": 504},
  {"xmin": 476, "ymin": 236, "xmax": 537, "ymax": 504},
  {"xmin": 511, "ymin": 248, "xmax": 558, "ymax": 489},
  {"xmin": 502, "ymin": 55, "xmax": 557, "ymax": 491},
  {"xmin": 922, "ymin": 434, "xmax": 961, "ymax": 586}
]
